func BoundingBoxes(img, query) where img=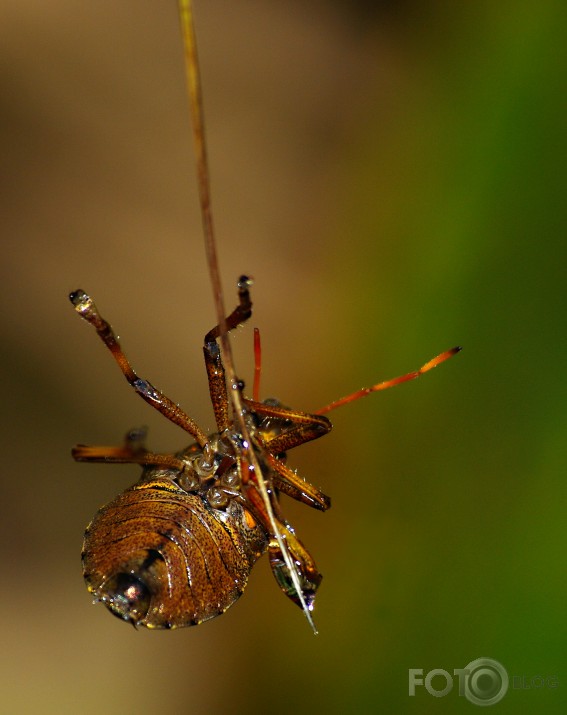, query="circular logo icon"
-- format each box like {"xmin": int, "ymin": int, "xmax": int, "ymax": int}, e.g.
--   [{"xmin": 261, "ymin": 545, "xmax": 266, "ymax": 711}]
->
[{"xmin": 464, "ymin": 657, "xmax": 509, "ymax": 706}]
